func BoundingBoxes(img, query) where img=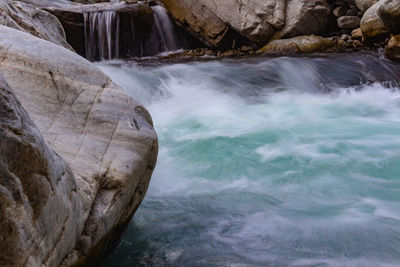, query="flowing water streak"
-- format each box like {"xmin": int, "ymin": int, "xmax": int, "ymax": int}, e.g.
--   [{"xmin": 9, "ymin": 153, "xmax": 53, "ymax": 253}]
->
[
  {"xmin": 83, "ymin": 4, "xmax": 182, "ymax": 60},
  {"xmin": 151, "ymin": 5, "xmax": 179, "ymax": 52},
  {"xmin": 97, "ymin": 55, "xmax": 400, "ymax": 266},
  {"xmin": 84, "ymin": 10, "xmax": 120, "ymax": 60}
]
